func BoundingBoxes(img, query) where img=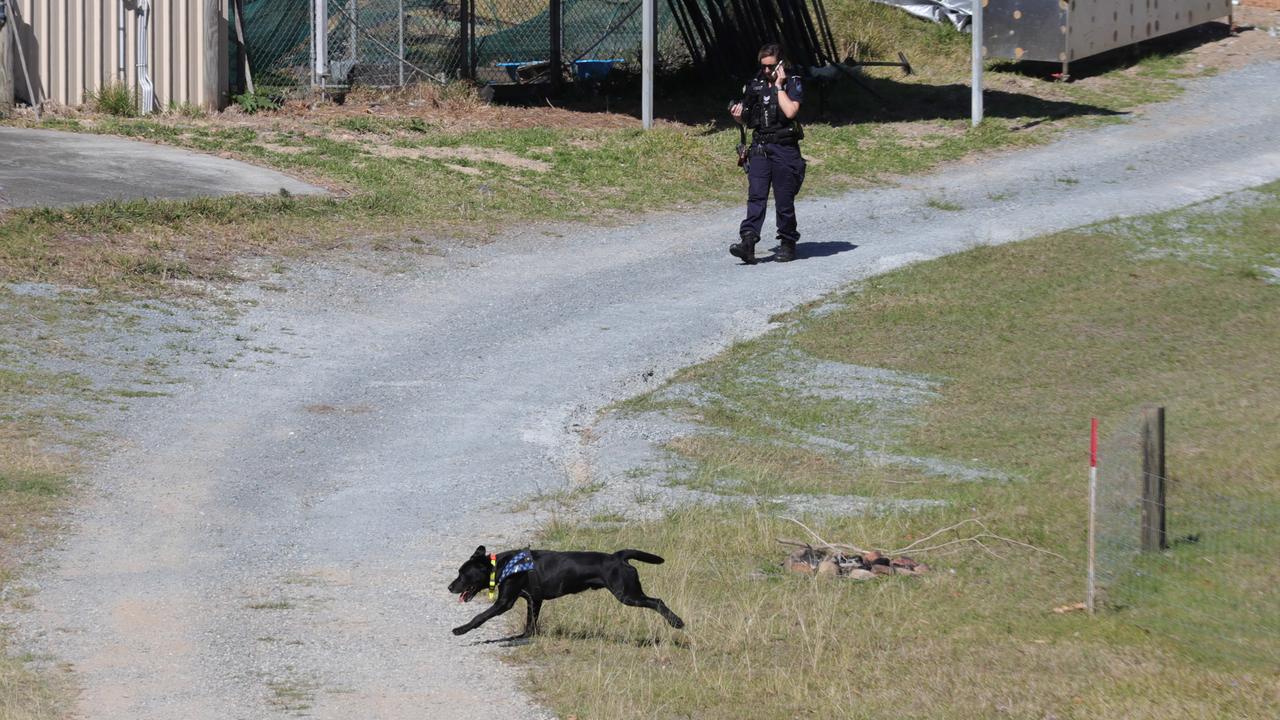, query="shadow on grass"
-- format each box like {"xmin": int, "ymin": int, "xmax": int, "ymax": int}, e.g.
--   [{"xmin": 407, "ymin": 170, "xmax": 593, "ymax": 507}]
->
[
  {"xmin": 581, "ymin": 74, "xmax": 1127, "ymax": 131},
  {"xmin": 491, "ymin": 65, "xmax": 1113, "ymax": 130},
  {"xmin": 532, "ymin": 624, "xmax": 691, "ymax": 648},
  {"xmin": 492, "ymin": 18, "xmax": 1241, "ymax": 128}
]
